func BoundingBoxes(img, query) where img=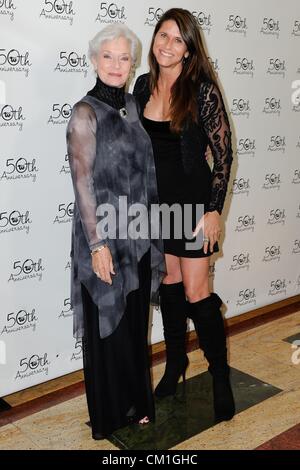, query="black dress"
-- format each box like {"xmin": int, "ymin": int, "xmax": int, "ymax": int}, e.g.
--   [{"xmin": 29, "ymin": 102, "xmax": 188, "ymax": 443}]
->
[
  {"xmin": 134, "ymin": 73, "xmax": 233, "ymax": 258},
  {"xmin": 142, "ymin": 116, "xmax": 219, "ymax": 258}
]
